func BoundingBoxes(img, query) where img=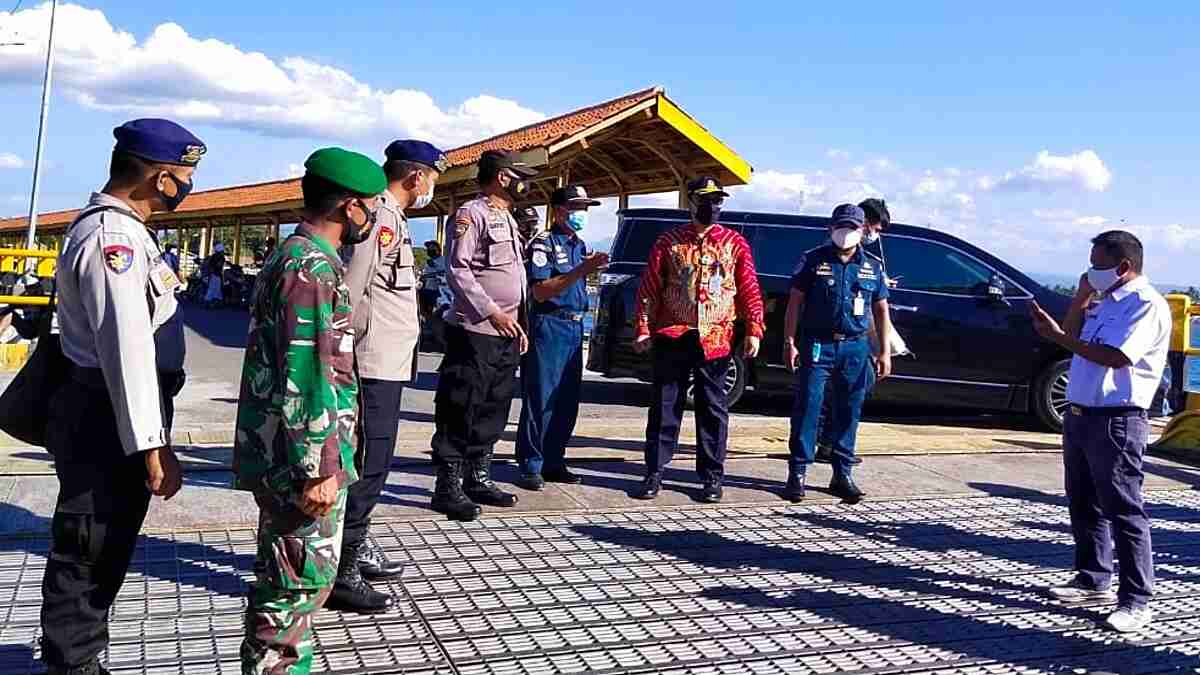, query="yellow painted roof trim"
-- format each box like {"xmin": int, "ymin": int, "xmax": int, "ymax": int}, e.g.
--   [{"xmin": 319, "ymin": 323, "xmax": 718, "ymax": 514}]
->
[{"xmin": 655, "ymin": 94, "xmax": 753, "ymax": 185}]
